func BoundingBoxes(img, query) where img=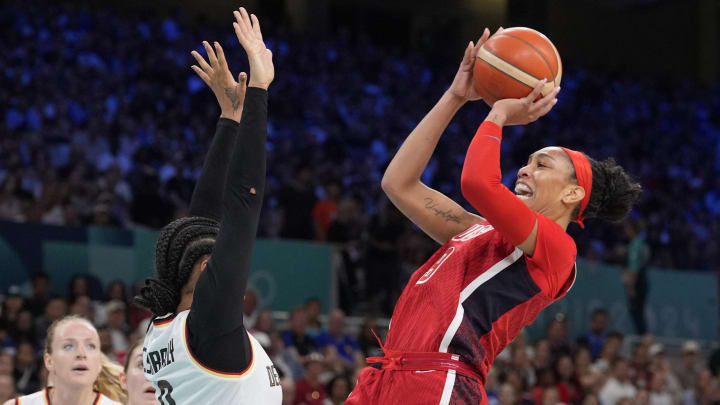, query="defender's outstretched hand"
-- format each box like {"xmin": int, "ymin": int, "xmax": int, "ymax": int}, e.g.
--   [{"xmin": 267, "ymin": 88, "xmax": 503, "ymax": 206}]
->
[
  {"xmin": 191, "ymin": 41, "xmax": 248, "ymax": 123},
  {"xmin": 233, "ymin": 8, "xmax": 274, "ymax": 90}
]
